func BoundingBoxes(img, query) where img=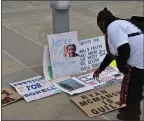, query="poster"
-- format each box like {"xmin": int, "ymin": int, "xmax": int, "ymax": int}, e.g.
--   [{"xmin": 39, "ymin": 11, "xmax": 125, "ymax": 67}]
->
[
  {"xmin": 2, "ymin": 87, "xmax": 22, "ymax": 107},
  {"xmin": 48, "ymin": 31, "xmax": 81, "ymax": 79},
  {"xmin": 76, "ymin": 66, "xmax": 121, "ymax": 88},
  {"xmin": 43, "ymin": 35, "xmax": 107, "ymax": 80},
  {"xmin": 10, "ymin": 76, "xmax": 61, "ymax": 102},
  {"xmin": 76, "ymin": 73, "xmax": 107, "ymax": 88},
  {"xmin": 104, "ymin": 66, "xmax": 123, "ymax": 82},
  {"xmin": 43, "ymin": 46, "xmax": 53, "ymax": 80},
  {"xmin": 79, "ymin": 36, "xmax": 106, "ymax": 72},
  {"xmin": 54, "ymin": 77, "xmax": 94, "ymax": 95},
  {"xmin": 71, "ymin": 84, "xmax": 121, "ymax": 117}
]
